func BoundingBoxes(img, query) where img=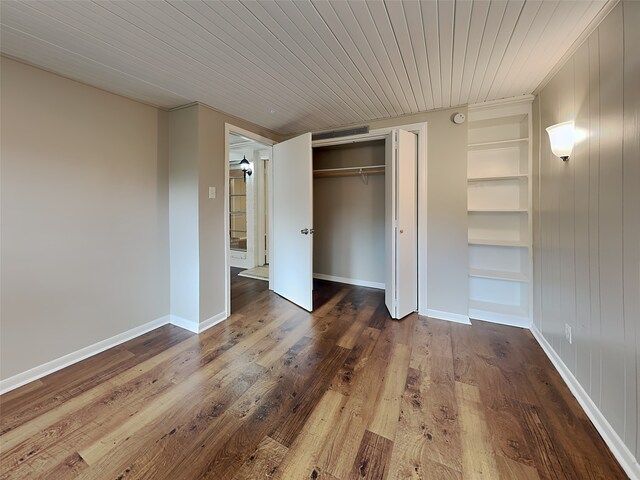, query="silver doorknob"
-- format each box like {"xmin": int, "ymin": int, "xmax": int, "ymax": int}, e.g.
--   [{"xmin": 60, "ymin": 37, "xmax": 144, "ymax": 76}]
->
[{"xmin": 301, "ymin": 228, "xmax": 309, "ymax": 234}]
